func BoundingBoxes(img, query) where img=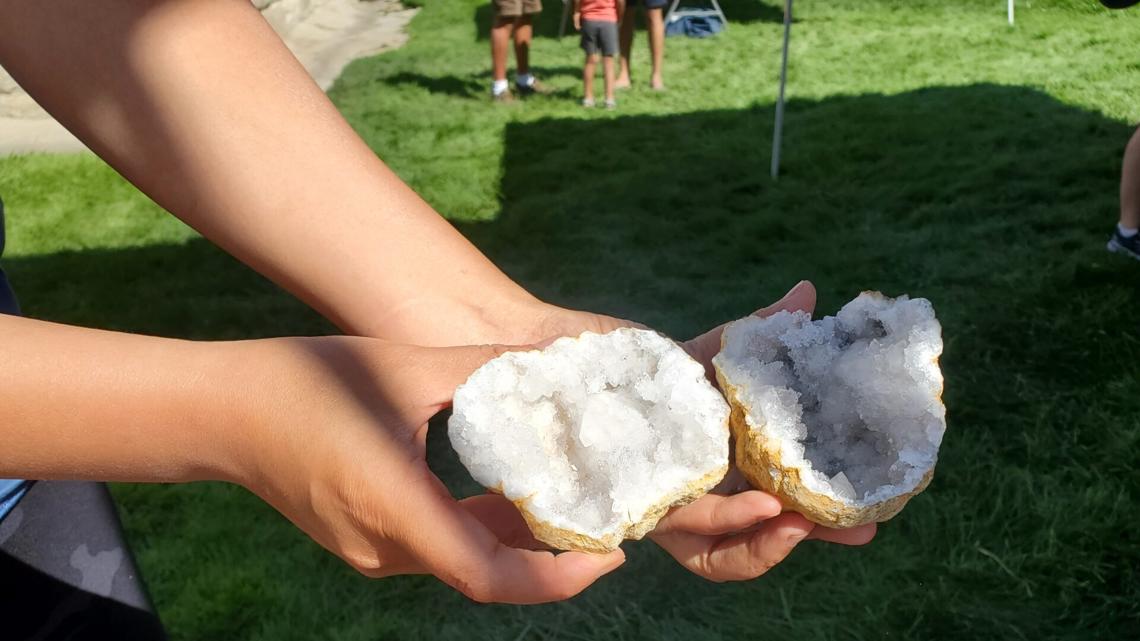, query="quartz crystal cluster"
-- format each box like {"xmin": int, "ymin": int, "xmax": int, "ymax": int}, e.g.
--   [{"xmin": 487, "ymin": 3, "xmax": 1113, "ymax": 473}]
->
[
  {"xmin": 449, "ymin": 328, "xmax": 730, "ymax": 552},
  {"xmin": 713, "ymin": 292, "xmax": 945, "ymax": 528}
]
